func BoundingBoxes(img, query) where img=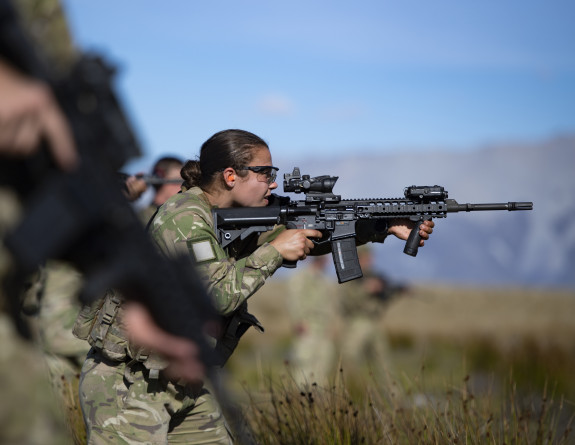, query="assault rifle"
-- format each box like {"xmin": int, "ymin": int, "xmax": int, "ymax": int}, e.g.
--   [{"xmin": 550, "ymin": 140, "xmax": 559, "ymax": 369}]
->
[
  {"xmin": 213, "ymin": 167, "xmax": 533, "ymax": 284},
  {"xmin": 117, "ymin": 172, "xmax": 183, "ymax": 186}
]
